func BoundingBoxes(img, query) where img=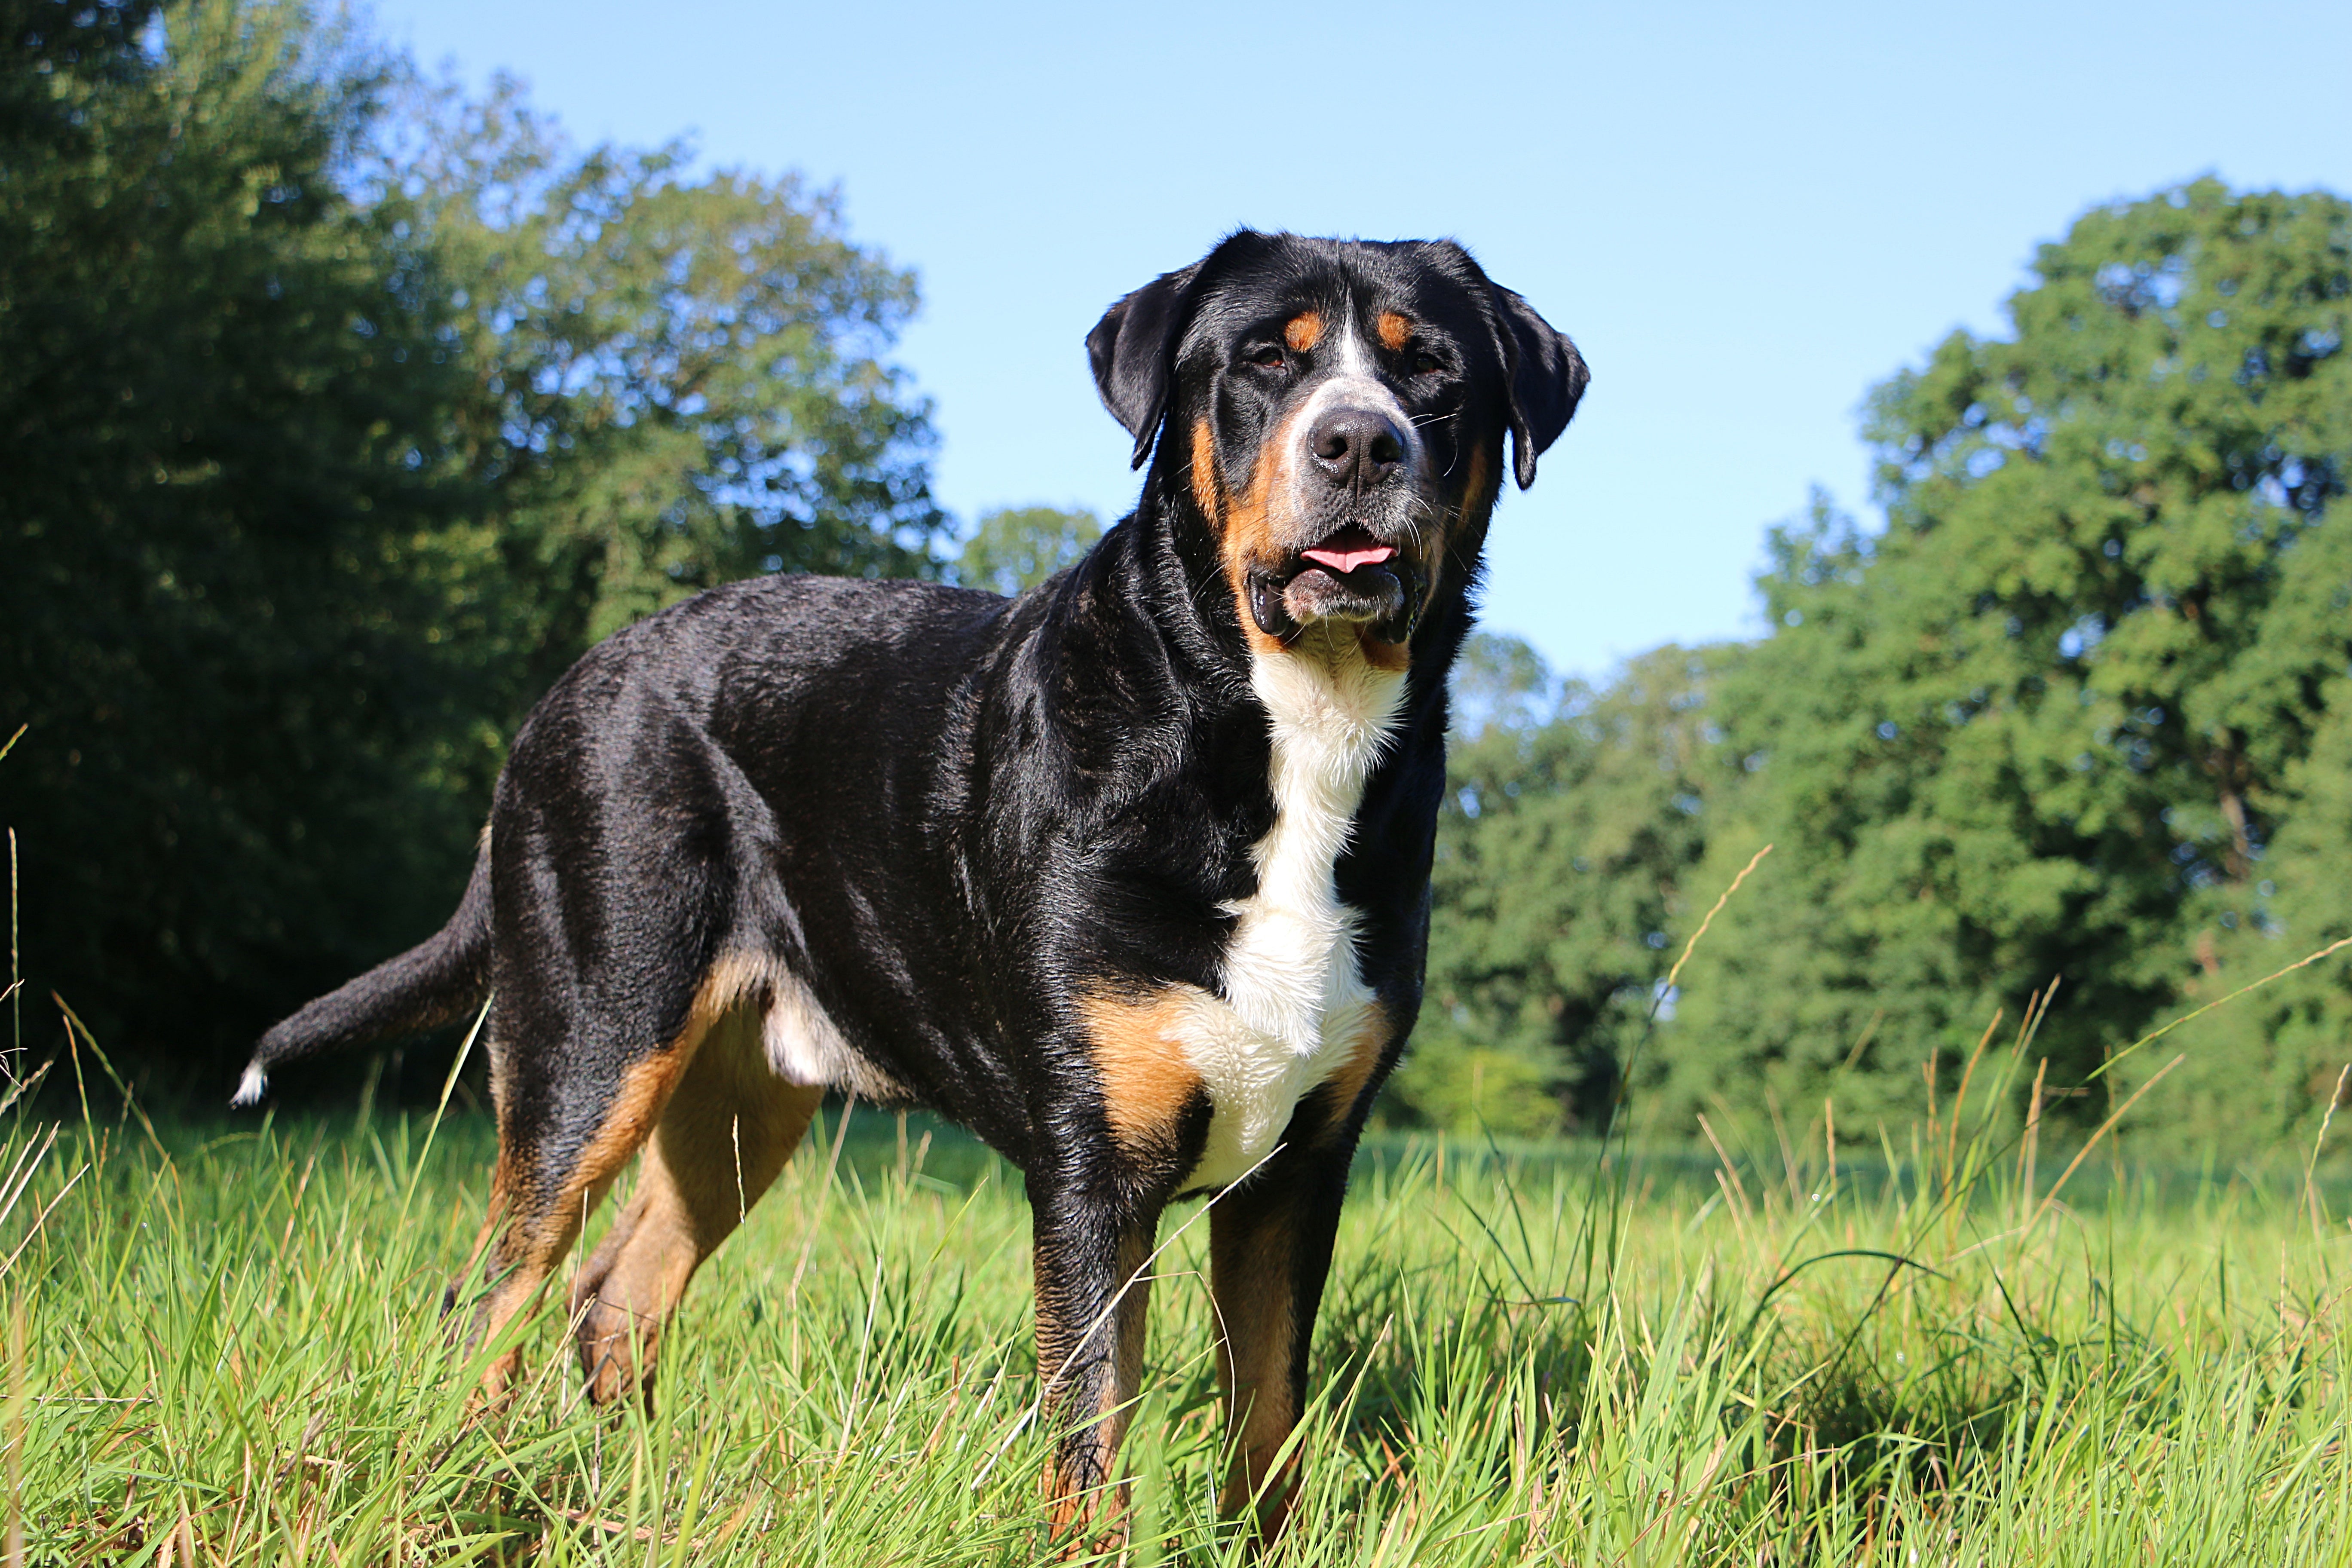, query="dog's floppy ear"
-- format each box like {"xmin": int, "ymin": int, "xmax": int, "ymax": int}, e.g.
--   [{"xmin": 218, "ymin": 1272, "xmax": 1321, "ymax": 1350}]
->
[
  {"xmin": 1488, "ymin": 284, "xmax": 1589, "ymax": 490},
  {"xmin": 1087, "ymin": 263, "xmax": 1205, "ymax": 470}
]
